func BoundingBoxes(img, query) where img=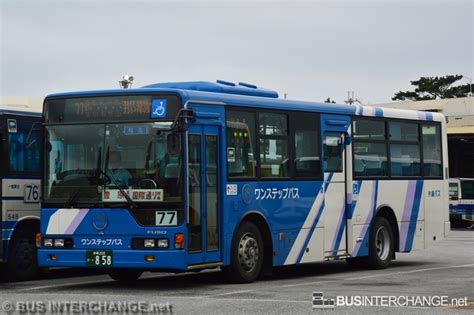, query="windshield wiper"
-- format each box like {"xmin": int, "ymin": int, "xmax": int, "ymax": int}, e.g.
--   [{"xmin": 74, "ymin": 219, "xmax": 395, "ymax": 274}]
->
[
  {"xmin": 97, "ymin": 167, "xmax": 138, "ymax": 211},
  {"xmin": 65, "ymin": 187, "xmax": 82, "ymax": 208}
]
